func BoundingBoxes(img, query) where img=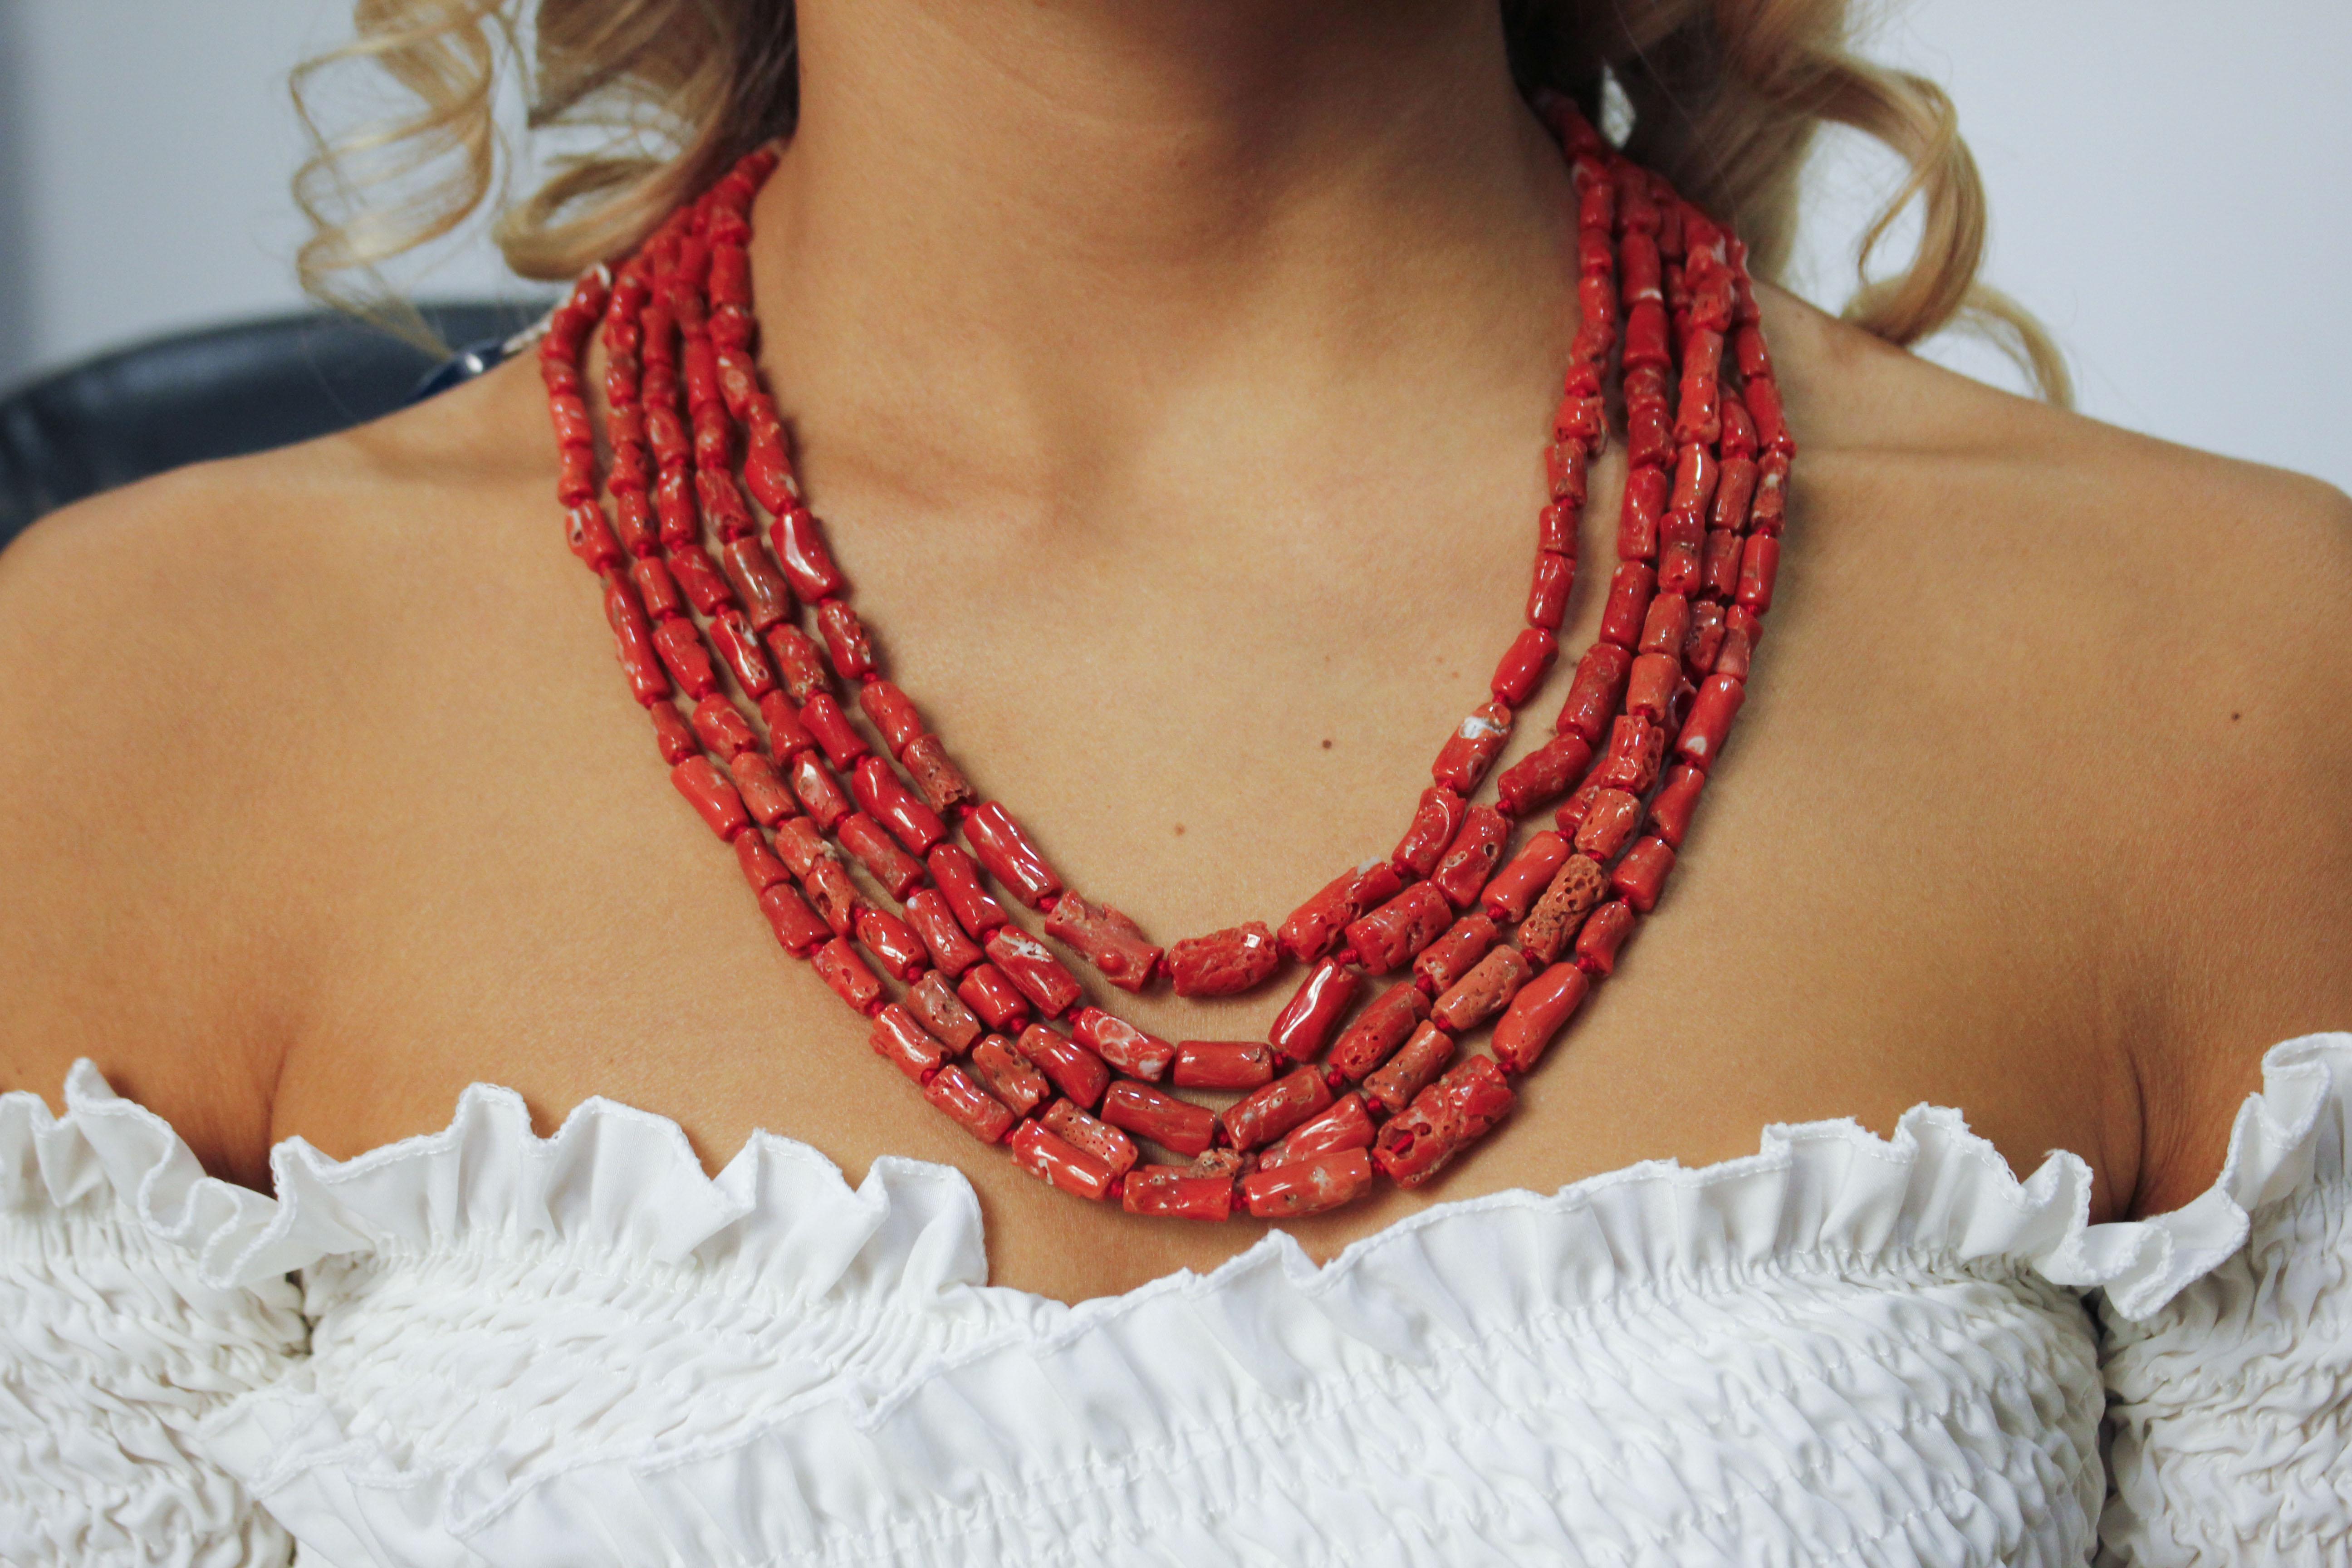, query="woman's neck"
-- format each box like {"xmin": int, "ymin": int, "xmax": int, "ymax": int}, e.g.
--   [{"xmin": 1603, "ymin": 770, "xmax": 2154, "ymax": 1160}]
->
[{"xmin": 750, "ymin": 0, "xmax": 1577, "ymax": 514}]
